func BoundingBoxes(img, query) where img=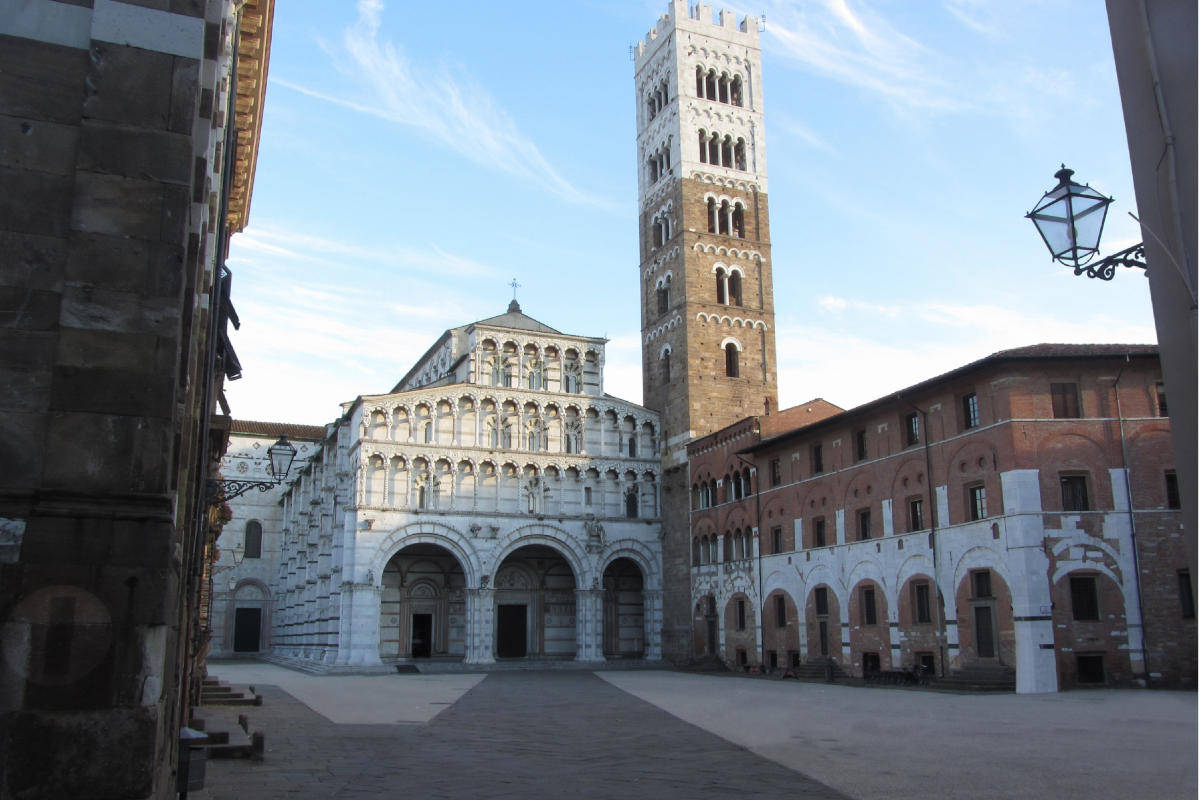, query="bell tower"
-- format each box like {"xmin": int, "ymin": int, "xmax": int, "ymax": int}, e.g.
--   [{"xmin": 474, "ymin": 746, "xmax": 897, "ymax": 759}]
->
[{"xmin": 635, "ymin": 1, "xmax": 778, "ymax": 659}]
